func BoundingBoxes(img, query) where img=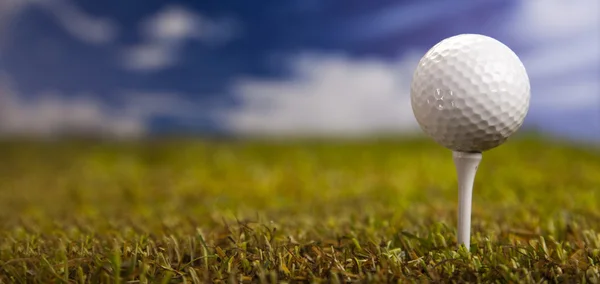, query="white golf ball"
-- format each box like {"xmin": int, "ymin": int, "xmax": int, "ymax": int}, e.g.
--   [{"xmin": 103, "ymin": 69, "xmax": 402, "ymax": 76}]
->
[{"xmin": 410, "ymin": 34, "xmax": 530, "ymax": 152}]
